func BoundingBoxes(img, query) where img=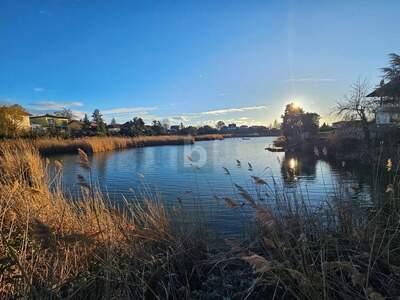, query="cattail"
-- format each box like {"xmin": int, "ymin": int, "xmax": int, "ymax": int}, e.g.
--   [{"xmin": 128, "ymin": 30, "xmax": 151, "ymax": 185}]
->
[
  {"xmin": 54, "ymin": 160, "xmax": 63, "ymax": 172},
  {"xmin": 256, "ymin": 206, "xmax": 275, "ymax": 230},
  {"xmin": 248, "ymin": 162, "xmax": 253, "ymax": 171},
  {"xmin": 223, "ymin": 197, "xmax": 238, "ymax": 208},
  {"xmin": 77, "ymin": 174, "xmax": 91, "ymax": 190},
  {"xmin": 236, "ymin": 159, "xmax": 241, "ymax": 167},
  {"xmin": 77, "ymin": 148, "xmax": 90, "ymax": 170},
  {"xmin": 386, "ymin": 184, "xmax": 394, "ymax": 193},
  {"xmin": 387, "ymin": 158, "xmax": 393, "ymax": 172},
  {"xmin": 222, "ymin": 167, "xmax": 230, "ymax": 175},
  {"xmin": 242, "ymin": 254, "xmax": 272, "ymax": 273},
  {"xmin": 251, "ymin": 176, "xmax": 267, "ymax": 185},
  {"xmin": 239, "ymin": 191, "xmax": 256, "ymax": 208}
]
